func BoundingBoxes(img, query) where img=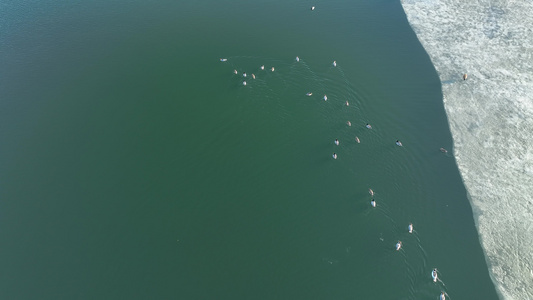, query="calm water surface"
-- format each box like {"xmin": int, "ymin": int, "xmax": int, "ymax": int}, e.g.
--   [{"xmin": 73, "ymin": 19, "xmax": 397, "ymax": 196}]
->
[{"xmin": 0, "ymin": 0, "xmax": 498, "ymax": 299}]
